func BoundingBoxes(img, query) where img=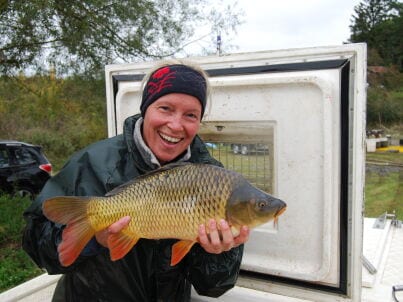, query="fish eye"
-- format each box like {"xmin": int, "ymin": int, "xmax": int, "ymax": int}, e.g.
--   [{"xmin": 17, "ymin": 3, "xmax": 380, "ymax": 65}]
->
[{"xmin": 258, "ymin": 200, "xmax": 268, "ymax": 208}]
